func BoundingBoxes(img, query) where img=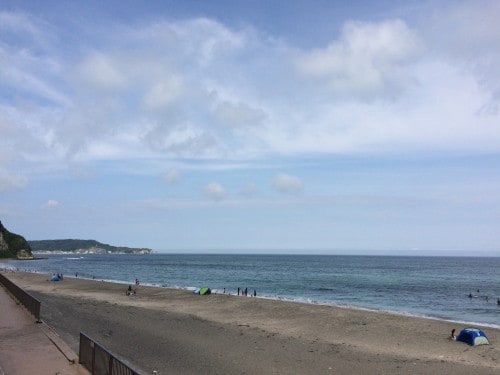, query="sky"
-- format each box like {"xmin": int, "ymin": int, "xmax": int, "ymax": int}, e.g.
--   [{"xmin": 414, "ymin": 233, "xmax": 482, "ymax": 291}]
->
[{"xmin": 1, "ymin": 0, "xmax": 500, "ymax": 256}]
